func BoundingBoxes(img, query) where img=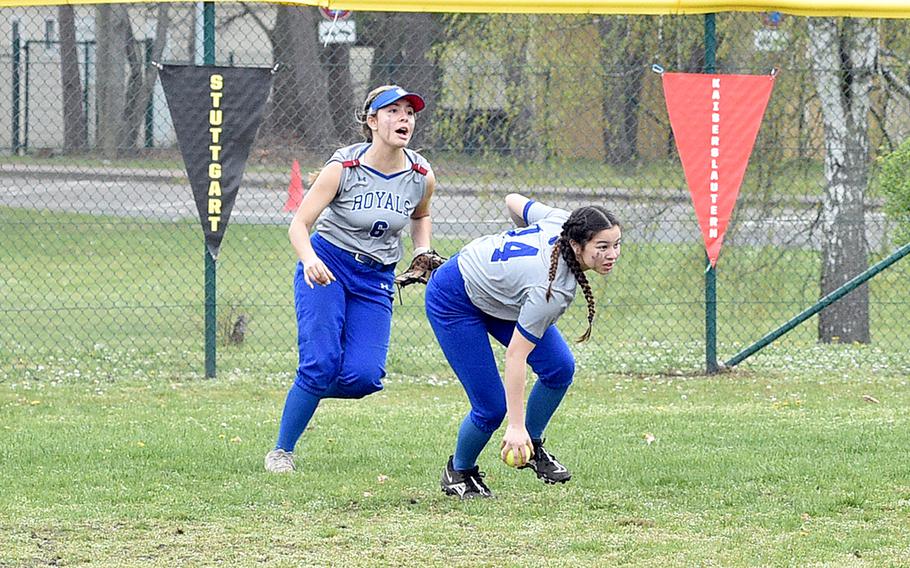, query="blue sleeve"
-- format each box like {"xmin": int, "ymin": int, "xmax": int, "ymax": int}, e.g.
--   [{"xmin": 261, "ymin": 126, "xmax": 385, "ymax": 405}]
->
[
  {"xmin": 517, "ymin": 286, "xmax": 569, "ymax": 342},
  {"xmin": 522, "ymin": 200, "xmax": 535, "ymax": 225},
  {"xmin": 516, "ymin": 322, "xmax": 541, "ymax": 345}
]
